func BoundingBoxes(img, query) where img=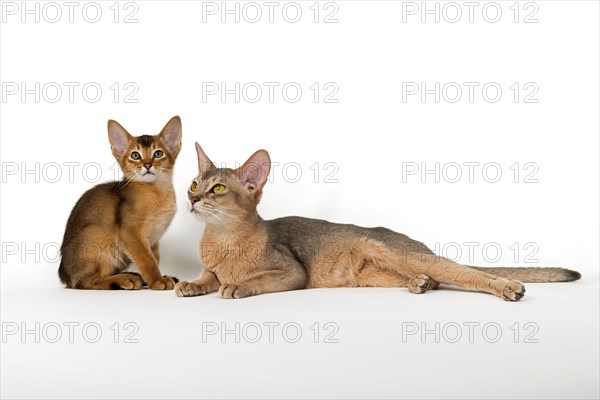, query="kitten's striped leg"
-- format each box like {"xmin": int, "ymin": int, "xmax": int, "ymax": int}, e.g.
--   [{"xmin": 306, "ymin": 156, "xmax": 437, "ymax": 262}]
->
[{"xmin": 123, "ymin": 235, "xmax": 175, "ymax": 290}]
